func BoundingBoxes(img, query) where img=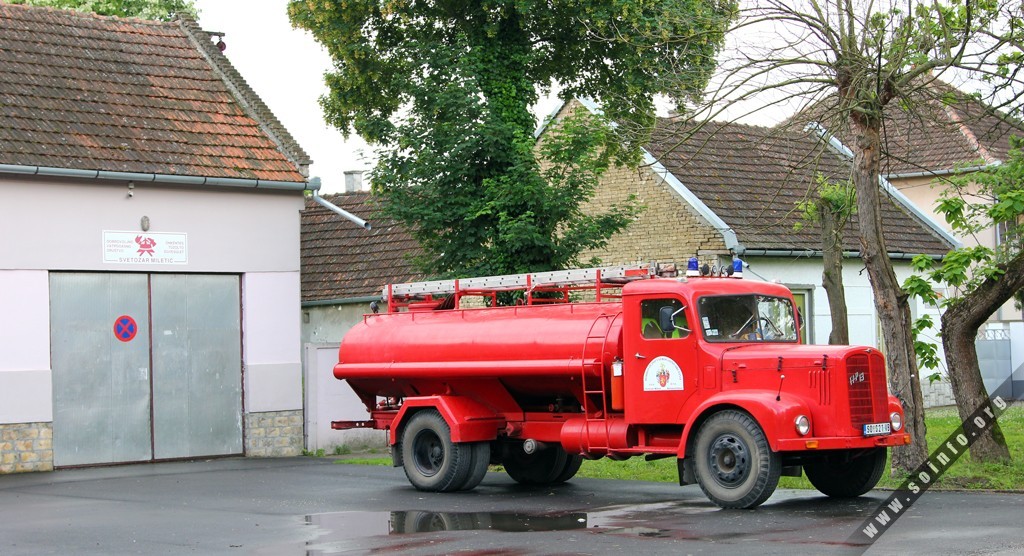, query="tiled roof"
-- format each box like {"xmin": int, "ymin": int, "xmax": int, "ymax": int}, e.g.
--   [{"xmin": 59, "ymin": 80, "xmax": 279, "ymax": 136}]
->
[
  {"xmin": 648, "ymin": 119, "xmax": 953, "ymax": 255},
  {"xmin": 0, "ymin": 4, "xmax": 308, "ymax": 182},
  {"xmin": 786, "ymin": 80, "xmax": 1023, "ymax": 176},
  {"xmin": 301, "ymin": 193, "xmax": 423, "ymax": 302}
]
